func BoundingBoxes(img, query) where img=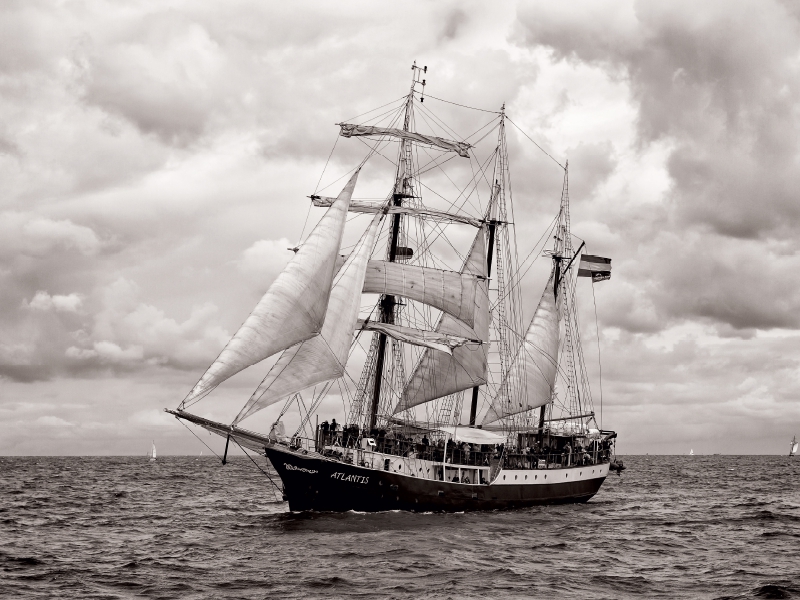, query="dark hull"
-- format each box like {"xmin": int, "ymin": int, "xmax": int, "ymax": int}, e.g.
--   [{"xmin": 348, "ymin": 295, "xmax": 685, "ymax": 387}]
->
[{"xmin": 267, "ymin": 445, "xmax": 606, "ymax": 513}]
